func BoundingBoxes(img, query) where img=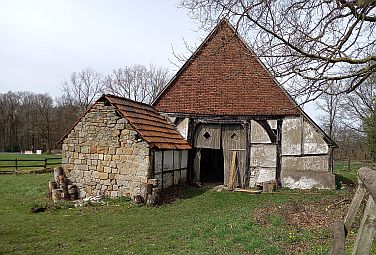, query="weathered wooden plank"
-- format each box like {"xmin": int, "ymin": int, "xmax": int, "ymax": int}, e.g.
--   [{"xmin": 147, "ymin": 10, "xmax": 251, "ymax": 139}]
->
[
  {"xmin": 194, "ymin": 124, "xmax": 221, "ymax": 149},
  {"xmin": 227, "ymin": 151, "xmax": 237, "ymax": 190},
  {"xmin": 358, "ymin": 167, "xmax": 376, "ymax": 201},
  {"xmin": 330, "ymin": 221, "xmax": 346, "ymax": 255},
  {"xmin": 344, "ymin": 183, "xmax": 366, "ymax": 232},
  {"xmin": 193, "ymin": 149, "xmax": 201, "ymax": 183},
  {"xmin": 352, "ymin": 195, "xmax": 376, "ymax": 255},
  {"xmin": 222, "ymin": 124, "xmax": 246, "ymax": 187}
]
